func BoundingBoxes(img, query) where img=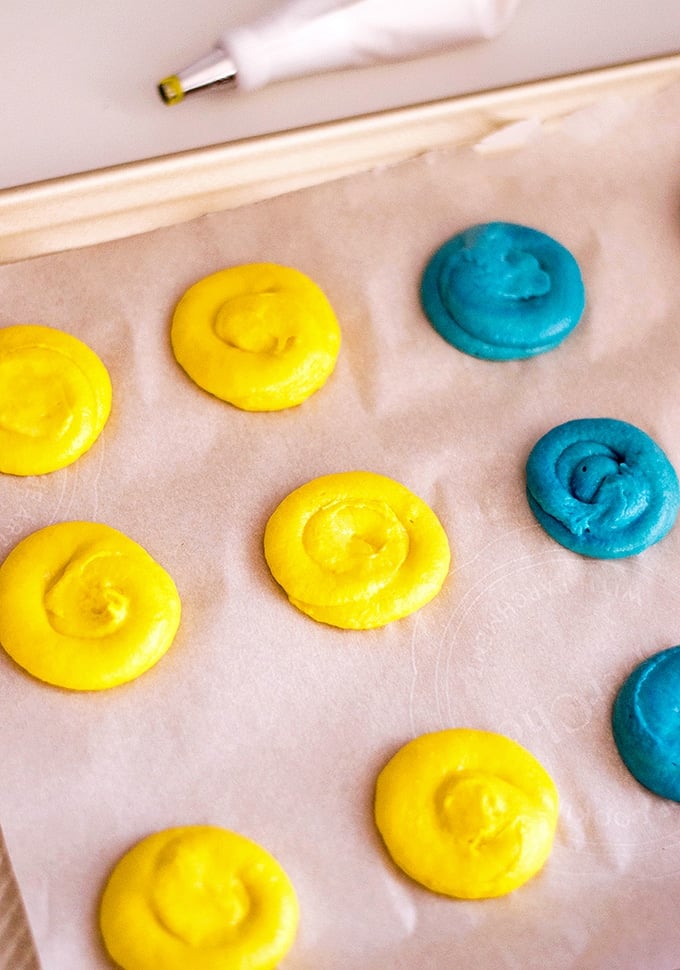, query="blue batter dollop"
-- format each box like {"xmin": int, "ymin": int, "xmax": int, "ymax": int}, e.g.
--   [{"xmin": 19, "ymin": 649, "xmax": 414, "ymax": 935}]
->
[
  {"xmin": 525, "ymin": 418, "xmax": 679, "ymax": 558},
  {"xmin": 420, "ymin": 222, "xmax": 585, "ymax": 360},
  {"xmin": 612, "ymin": 645, "xmax": 680, "ymax": 801}
]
